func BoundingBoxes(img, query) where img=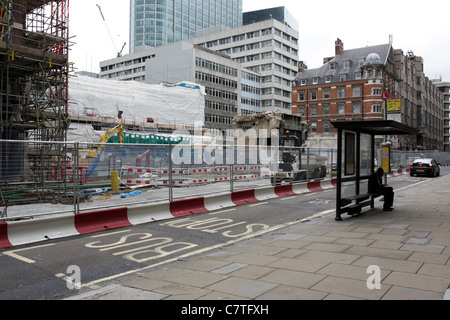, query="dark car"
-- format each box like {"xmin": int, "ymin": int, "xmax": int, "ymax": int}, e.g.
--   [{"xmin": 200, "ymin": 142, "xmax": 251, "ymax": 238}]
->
[{"xmin": 410, "ymin": 158, "xmax": 441, "ymax": 177}]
